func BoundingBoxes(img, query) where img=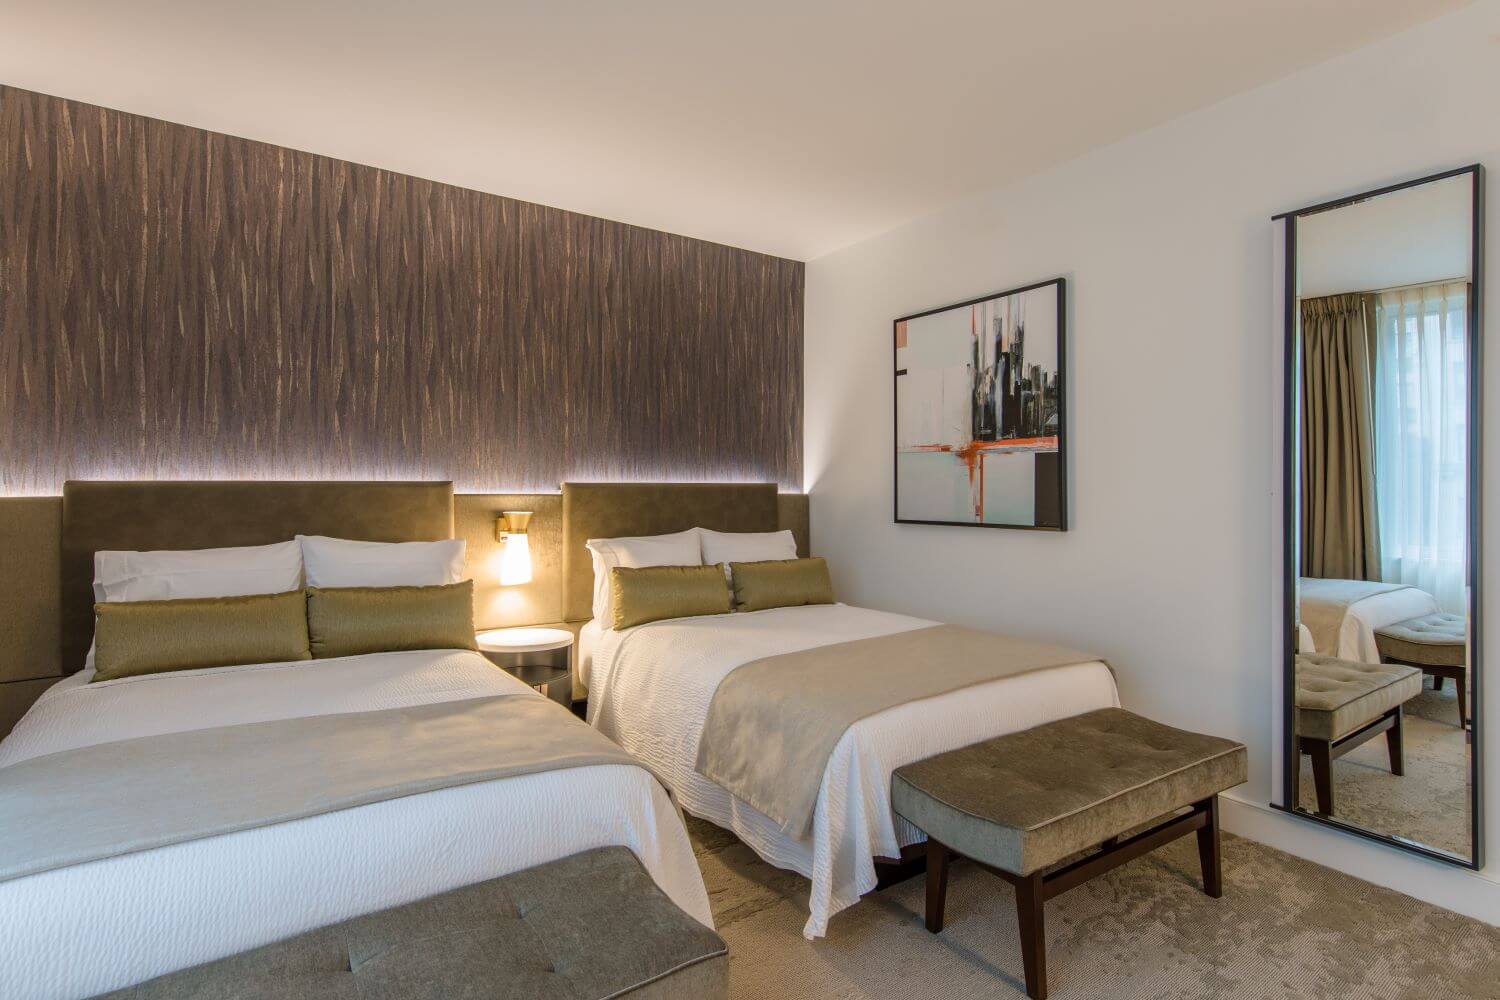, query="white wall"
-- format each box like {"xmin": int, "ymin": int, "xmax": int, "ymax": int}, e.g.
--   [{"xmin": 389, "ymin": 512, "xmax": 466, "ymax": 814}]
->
[
  {"xmin": 806, "ymin": 0, "xmax": 1499, "ymax": 921},
  {"xmin": 1298, "ymin": 171, "xmax": 1472, "ymax": 297}
]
